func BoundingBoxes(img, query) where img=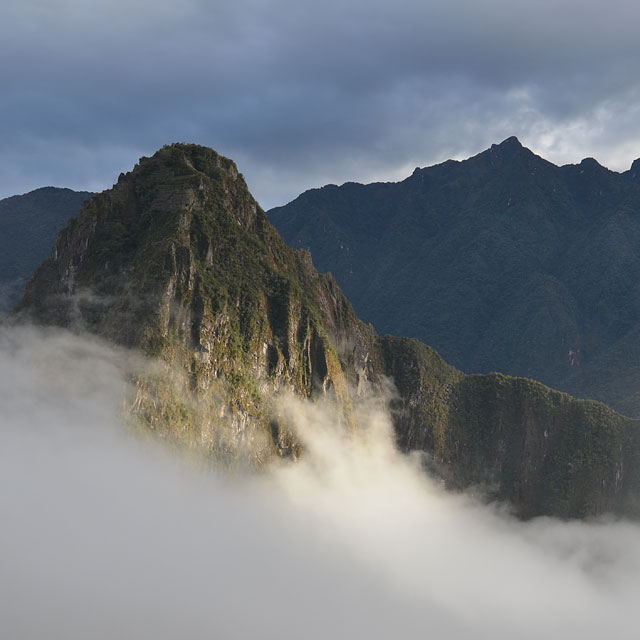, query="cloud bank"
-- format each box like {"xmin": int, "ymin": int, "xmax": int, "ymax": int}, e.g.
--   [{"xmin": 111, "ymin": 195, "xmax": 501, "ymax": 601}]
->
[
  {"xmin": 2, "ymin": 325, "xmax": 640, "ymax": 639},
  {"xmin": 2, "ymin": 0, "xmax": 640, "ymax": 207}
]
